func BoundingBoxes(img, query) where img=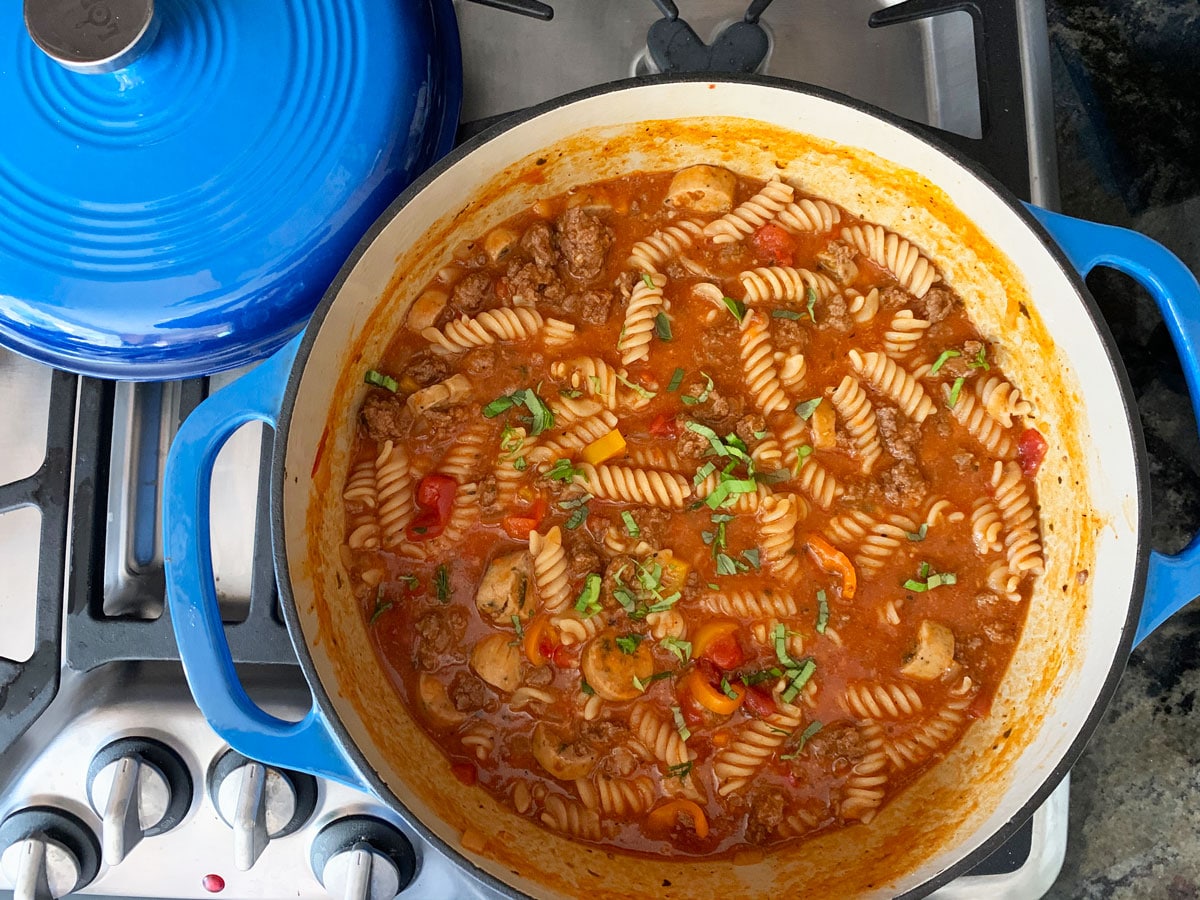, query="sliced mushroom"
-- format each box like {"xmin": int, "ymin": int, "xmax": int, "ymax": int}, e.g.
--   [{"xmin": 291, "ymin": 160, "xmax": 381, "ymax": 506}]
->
[
  {"xmin": 665, "ymin": 165, "xmax": 736, "ymax": 214},
  {"xmin": 417, "ymin": 673, "xmax": 467, "ymax": 728},
  {"xmin": 407, "ymin": 288, "xmax": 449, "ymax": 332},
  {"xmin": 406, "ymin": 374, "xmax": 471, "ymax": 415},
  {"xmin": 475, "ymin": 550, "xmax": 531, "ymax": 624},
  {"xmin": 900, "ymin": 620, "xmax": 955, "ymax": 681},
  {"xmin": 470, "ymin": 633, "xmax": 523, "ymax": 693},
  {"xmin": 581, "ymin": 631, "xmax": 654, "ymax": 702},
  {"xmin": 531, "ymin": 722, "xmax": 599, "ymax": 781},
  {"xmin": 483, "ymin": 226, "xmax": 520, "ymax": 263}
]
